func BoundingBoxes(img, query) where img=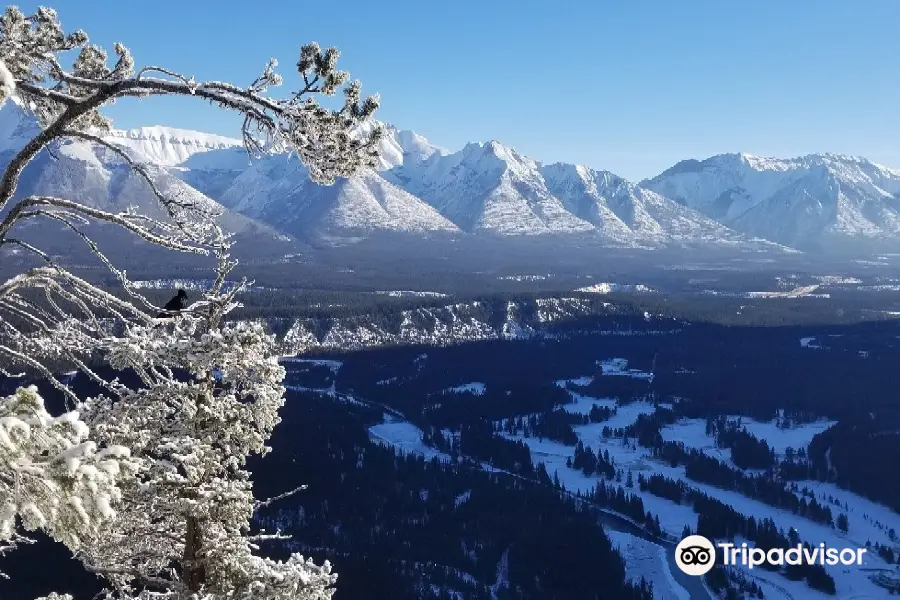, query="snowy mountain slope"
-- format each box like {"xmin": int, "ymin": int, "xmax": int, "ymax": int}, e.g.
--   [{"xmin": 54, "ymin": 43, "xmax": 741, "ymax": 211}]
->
[
  {"xmin": 386, "ymin": 141, "xmax": 598, "ymax": 235},
  {"xmin": 108, "ymin": 119, "xmax": 741, "ymax": 245},
  {"xmin": 0, "ymin": 102, "xmax": 297, "ymax": 258},
  {"xmin": 539, "ymin": 163, "xmax": 770, "ymax": 248},
  {"xmin": 0, "ymin": 98, "xmax": 40, "ymax": 153},
  {"xmin": 102, "ymin": 125, "xmax": 253, "ymax": 204},
  {"xmin": 10, "ymin": 139, "xmax": 291, "ymax": 240},
  {"xmin": 103, "ymin": 126, "xmax": 244, "ymax": 166},
  {"xmin": 383, "ymin": 142, "xmax": 777, "ymax": 247},
  {"xmin": 371, "ymin": 123, "xmax": 446, "ymax": 171},
  {"xmin": 106, "ymin": 120, "xmax": 456, "ymax": 238},
  {"xmin": 105, "ymin": 118, "xmax": 442, "ymax": 174},
  {"xmin": 643, "ymin": 153, "xmax": 900, "ymax": 249},
  {"xmin": 168, "ymin": 123, "xmax": 446, "ymax": 208},
  {"xmin": 8, "ymin": 93, "xmax": 900, "ymax": 254},
  {"xmin": 538, "ymin": 164, "xmax": 639, "ymax": 244},
  {"xmin": 217, "ymin": 154, "xmax": 458, "ymax": 238}
]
